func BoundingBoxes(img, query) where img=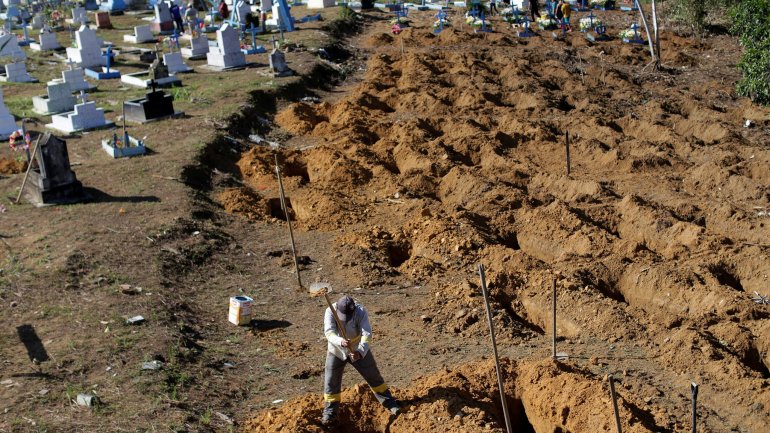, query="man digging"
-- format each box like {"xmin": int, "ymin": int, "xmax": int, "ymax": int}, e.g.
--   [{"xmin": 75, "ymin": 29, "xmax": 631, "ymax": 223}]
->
[{"xmin": 322, "ymin": 295, "xmax": 400, "ymax": 425}]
